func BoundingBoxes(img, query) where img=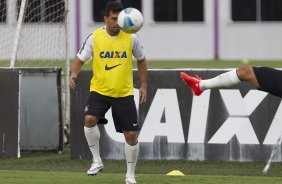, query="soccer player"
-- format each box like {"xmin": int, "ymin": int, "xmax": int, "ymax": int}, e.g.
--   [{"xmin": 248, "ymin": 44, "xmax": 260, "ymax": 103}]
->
[
  {"xmin": 69, "ymin": 2, "xmax": 147, "ymax": 184},
  {"xmin": 180, "ymin": 65, "xmax": 282, "ymax": 98}
]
